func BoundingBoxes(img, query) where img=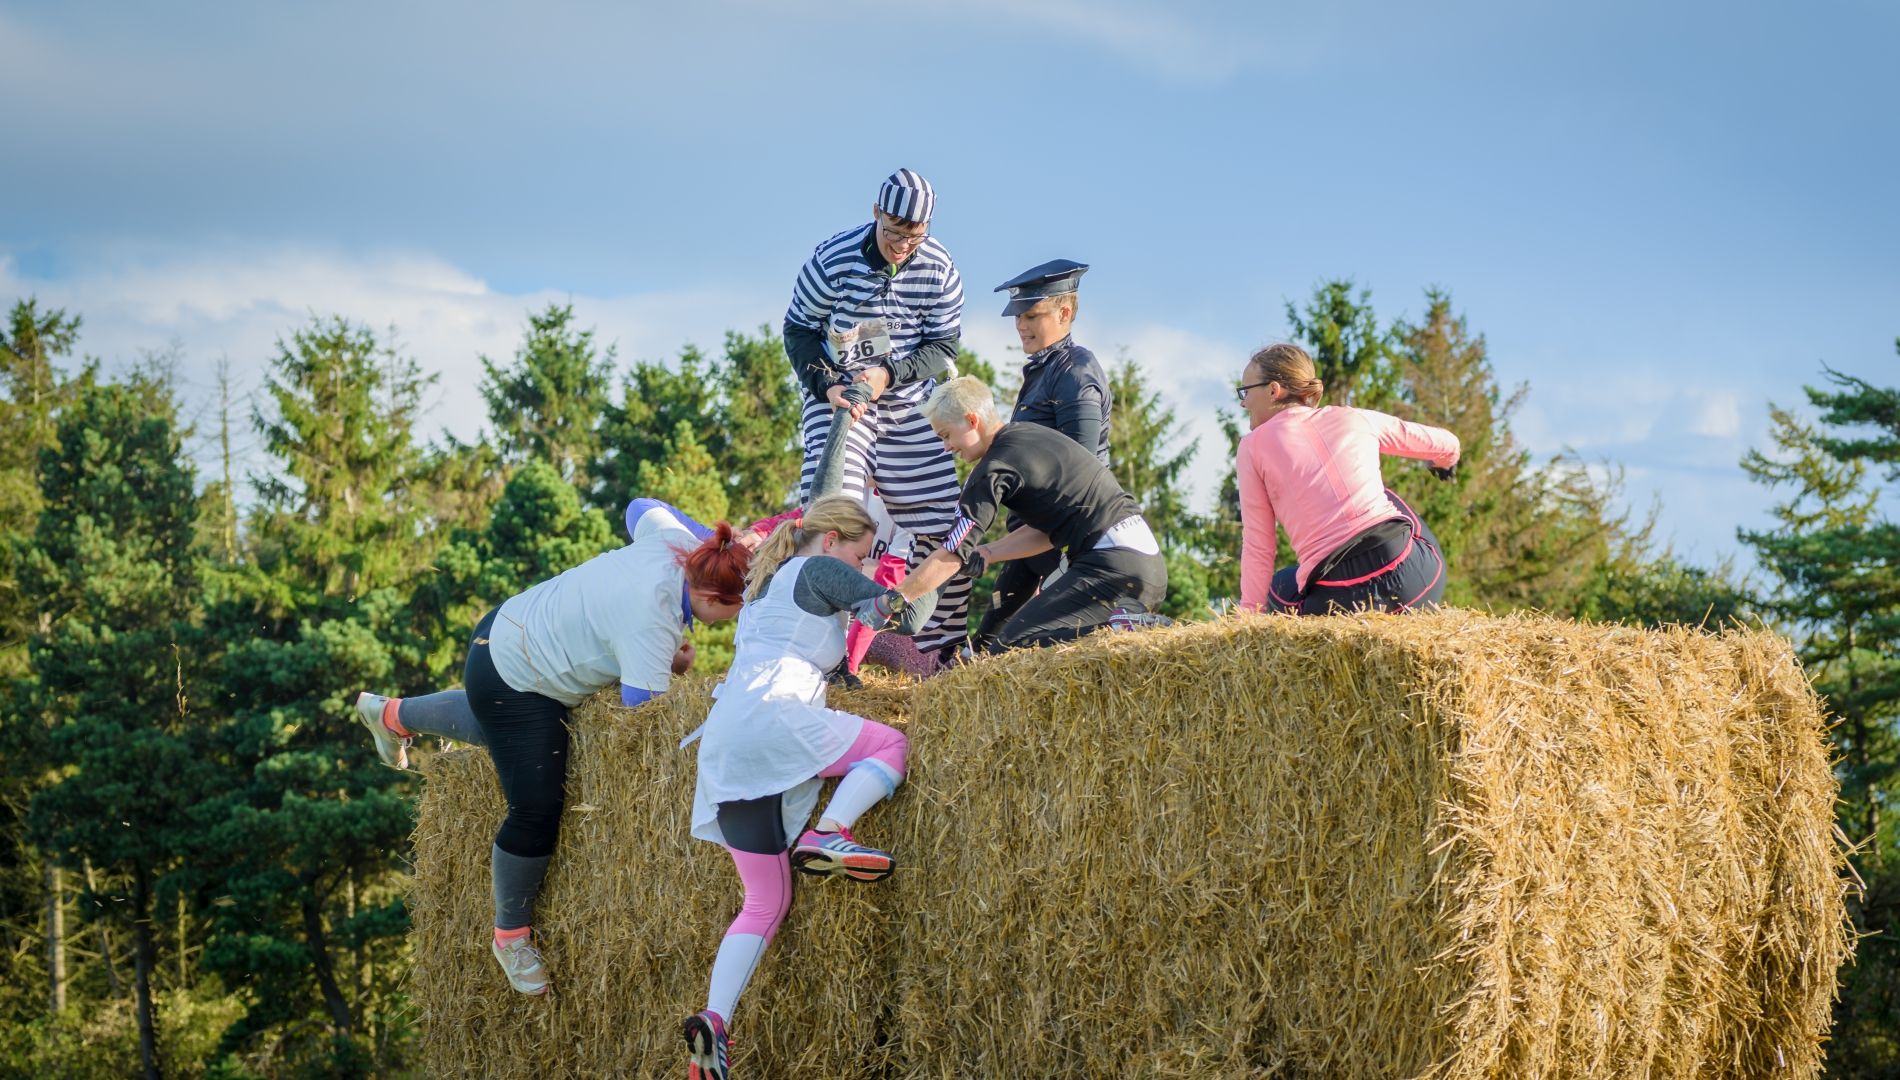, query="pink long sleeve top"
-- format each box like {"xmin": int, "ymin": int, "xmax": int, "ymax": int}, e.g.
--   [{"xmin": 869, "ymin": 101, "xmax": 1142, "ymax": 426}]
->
[{"xmin": 1235, "ymin": 404, "xmax": 1461, "ymax": 609}]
